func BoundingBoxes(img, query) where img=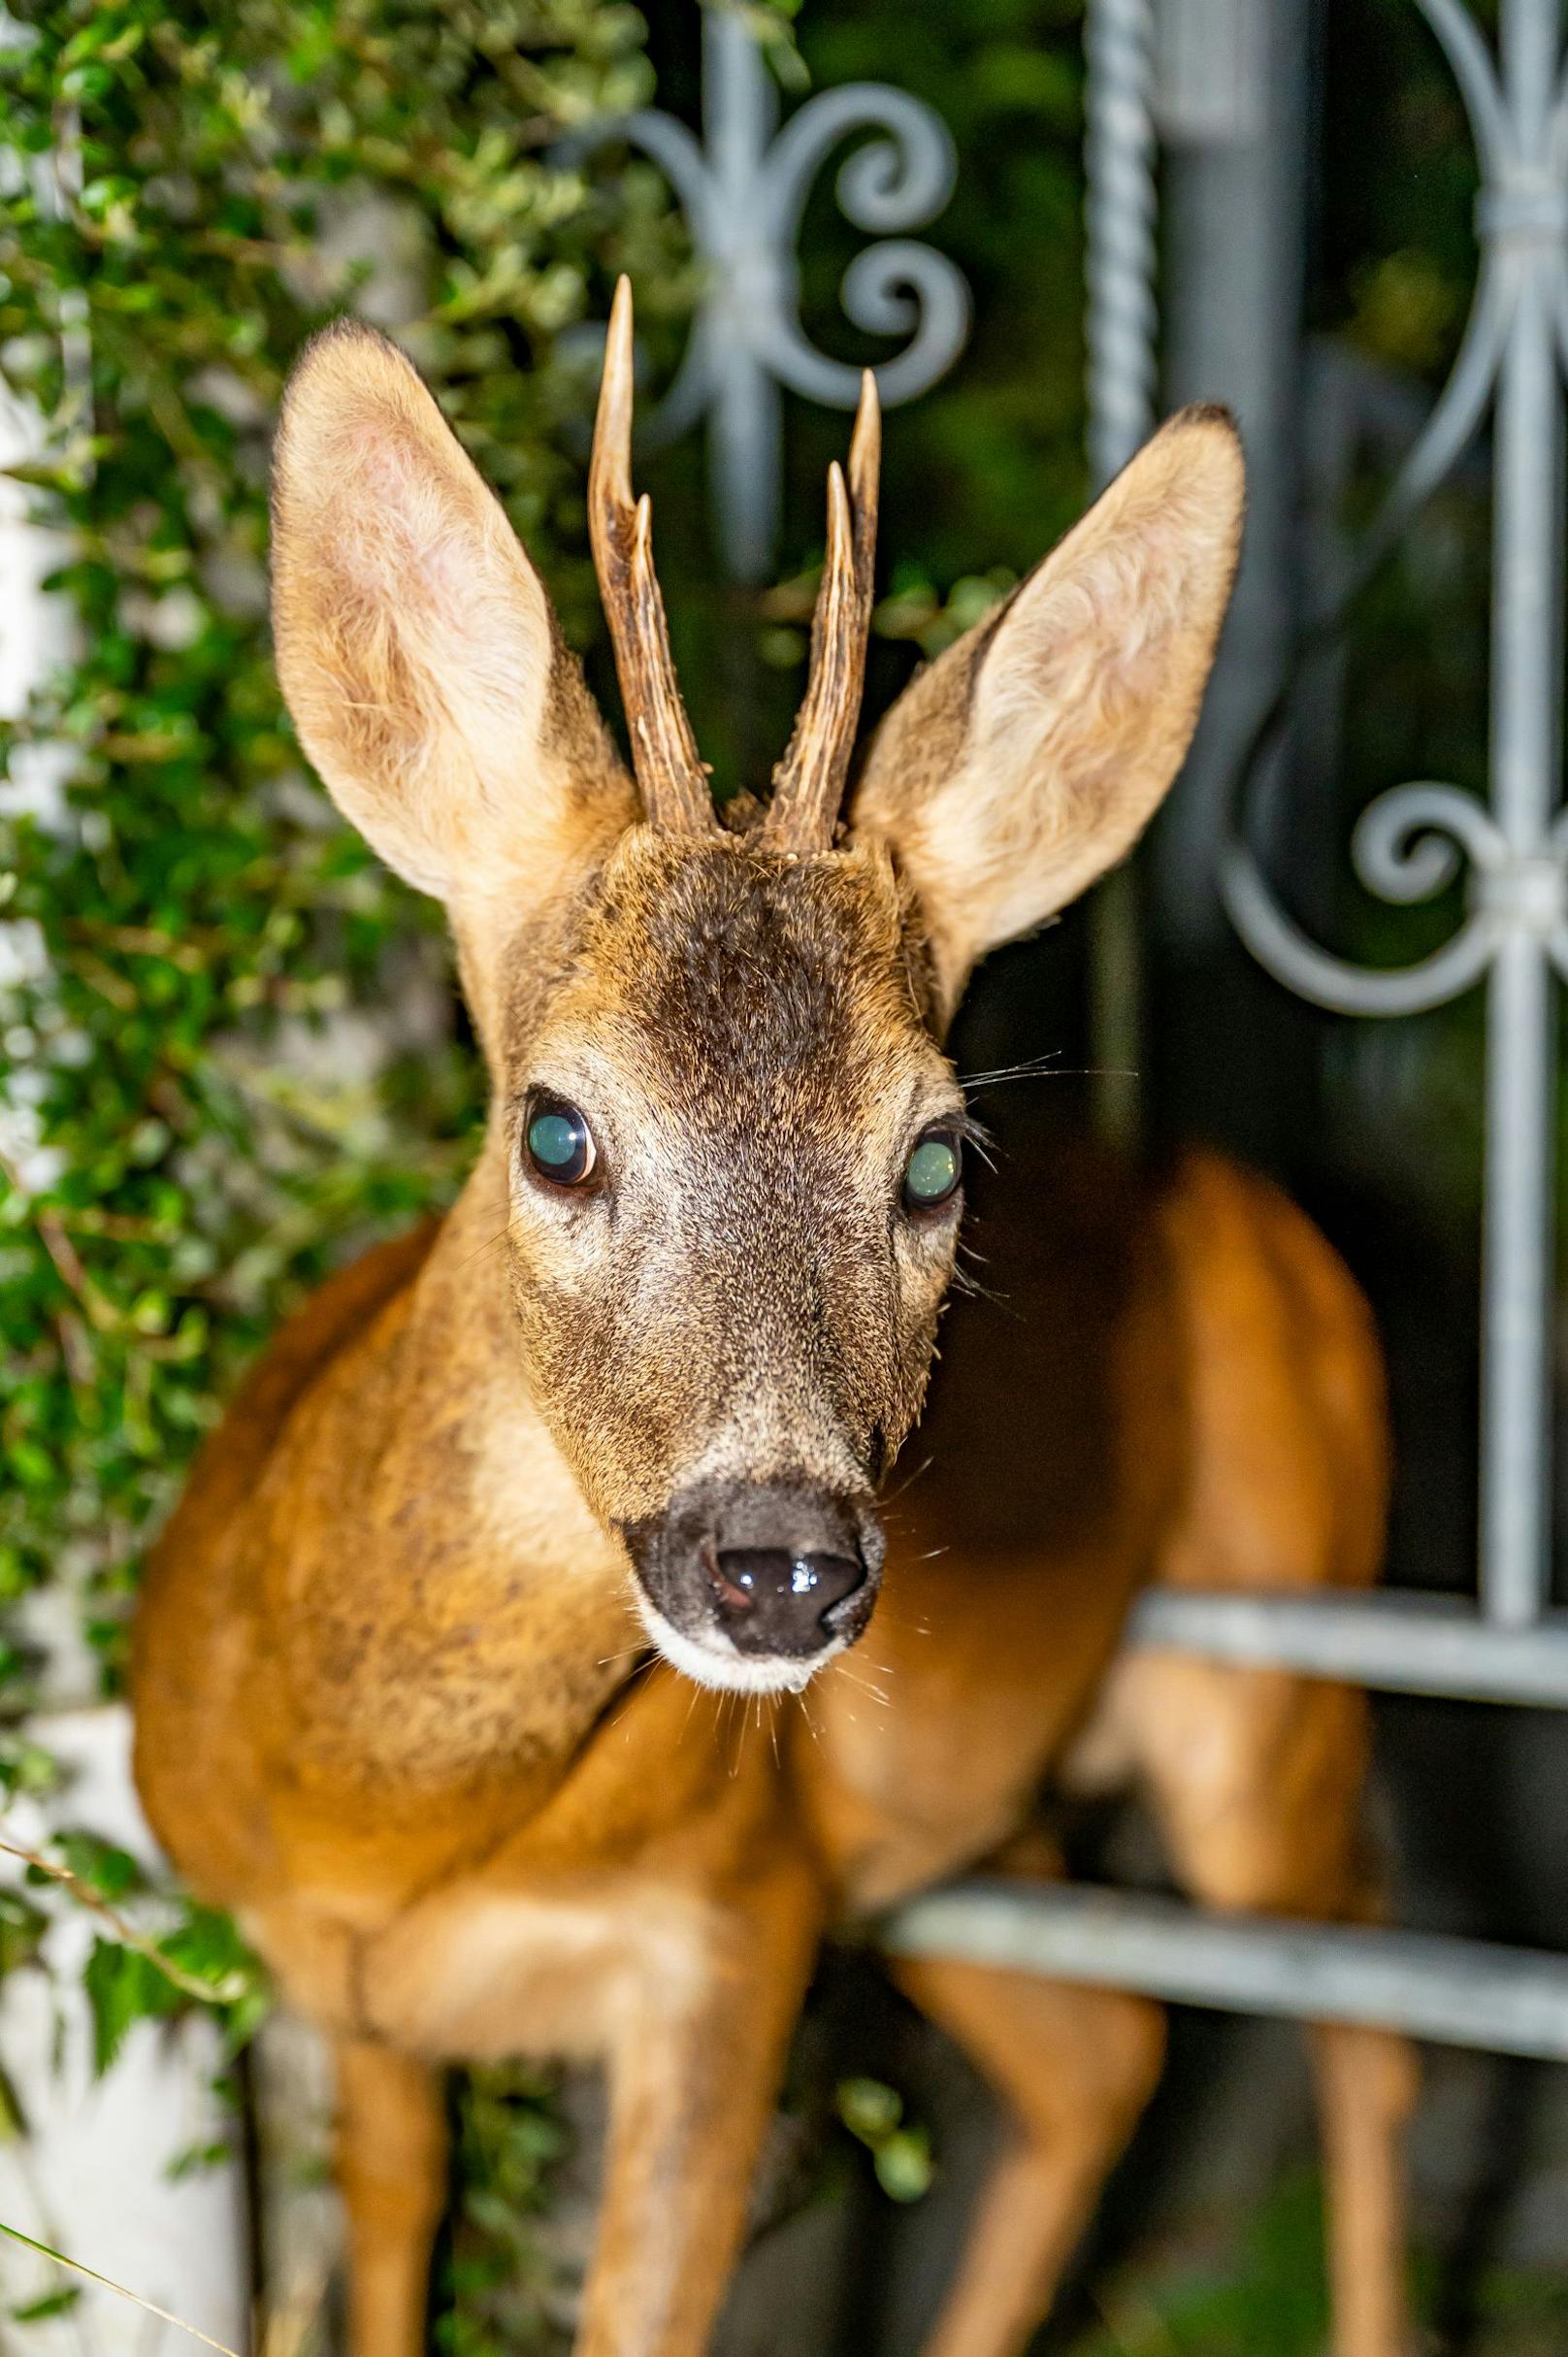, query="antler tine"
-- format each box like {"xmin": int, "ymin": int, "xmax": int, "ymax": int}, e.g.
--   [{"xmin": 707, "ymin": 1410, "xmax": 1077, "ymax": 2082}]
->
[
  {"xmin": 847, "ymin": 363, "xmax": 881, "ymax": 590},
  {"xmin": 765, "ymin": 370, "xmax": 881, "ymax": 854},
  {"xmin": 589, "ymin": 278, "xmax": 713, "ymax": 834}
]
